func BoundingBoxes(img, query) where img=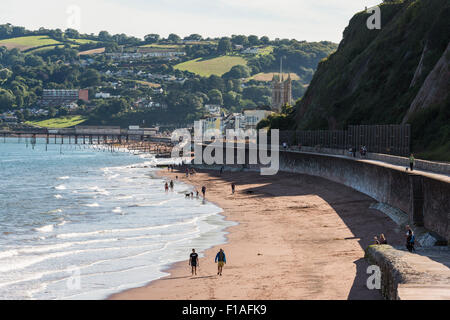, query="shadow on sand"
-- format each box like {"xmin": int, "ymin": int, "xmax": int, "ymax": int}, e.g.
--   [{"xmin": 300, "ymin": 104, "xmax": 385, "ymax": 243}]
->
[{"xmin": 177, "ymin": 167, "xmax": 408, "ymax": 299}]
